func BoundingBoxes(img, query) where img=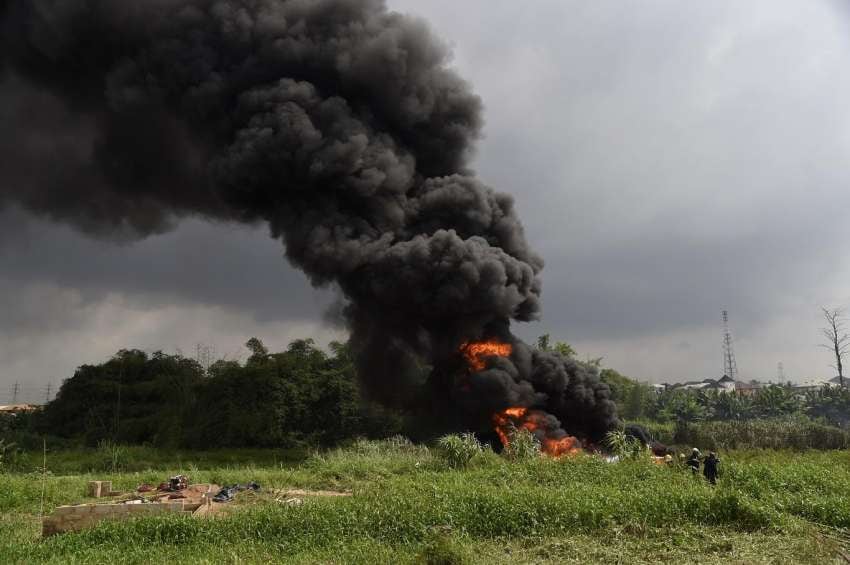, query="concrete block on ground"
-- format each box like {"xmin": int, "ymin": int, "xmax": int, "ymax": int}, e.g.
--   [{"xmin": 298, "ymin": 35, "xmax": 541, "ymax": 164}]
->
[{"xmin": 87, "ymin": 481, "xmax": 112, "ymax": 498}]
